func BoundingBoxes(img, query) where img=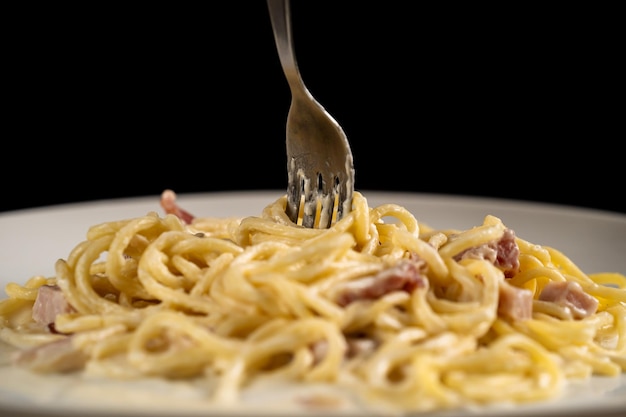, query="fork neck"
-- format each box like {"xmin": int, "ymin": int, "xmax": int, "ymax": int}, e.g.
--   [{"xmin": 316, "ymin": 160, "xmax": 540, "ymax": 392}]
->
[{"xmin": 267, "ymin": 0, "xmax": 308, "ymax": 95}]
